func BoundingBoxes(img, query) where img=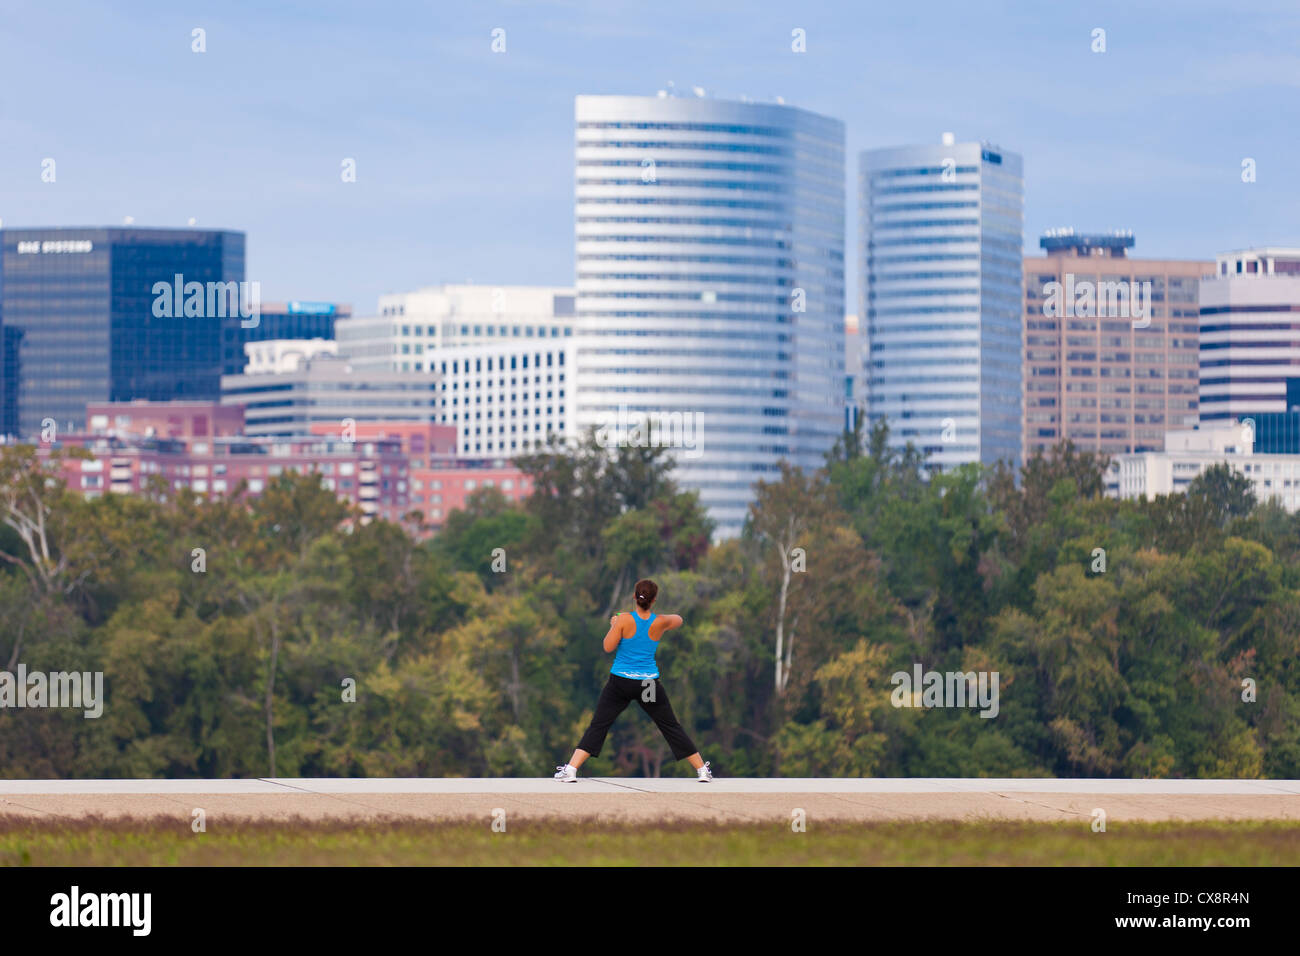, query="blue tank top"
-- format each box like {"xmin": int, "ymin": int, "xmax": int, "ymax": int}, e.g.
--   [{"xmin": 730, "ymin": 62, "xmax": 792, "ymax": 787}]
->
[{"xmin": 610, "ymin": 611, "xmax": 660, "ymax": 679}]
